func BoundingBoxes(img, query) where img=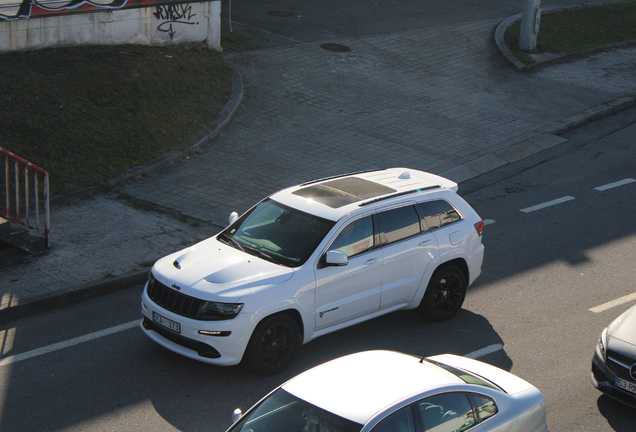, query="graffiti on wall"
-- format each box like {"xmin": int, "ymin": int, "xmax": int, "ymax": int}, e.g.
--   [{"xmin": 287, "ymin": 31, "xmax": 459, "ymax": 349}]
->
[
  {"xmin": 153, "ymin": 3, "xmax": 197, "ymax": 40},
  {"xmin": 0, "ymin": 0, "xmax": 191, "ymax": 20}
]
